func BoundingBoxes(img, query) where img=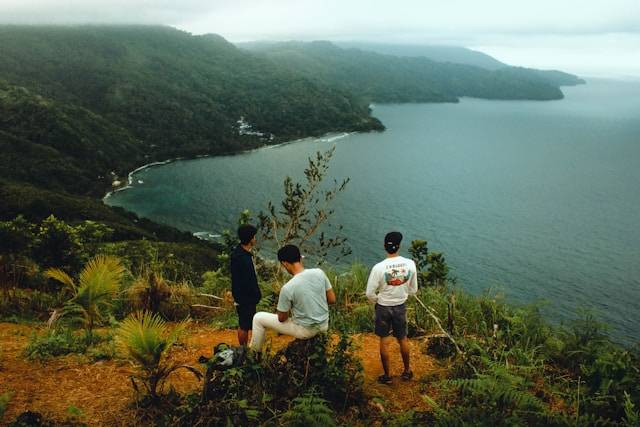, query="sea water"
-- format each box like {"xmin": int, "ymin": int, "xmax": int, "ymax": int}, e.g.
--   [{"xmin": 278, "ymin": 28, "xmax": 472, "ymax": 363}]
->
[{"xmin": 106, "ymin": 79, "xmax": 640, "ymax": 343}]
